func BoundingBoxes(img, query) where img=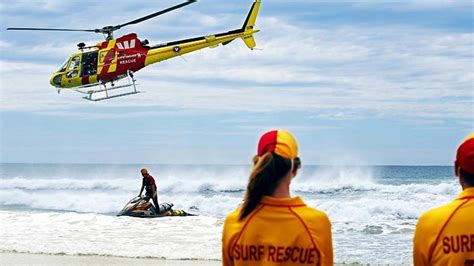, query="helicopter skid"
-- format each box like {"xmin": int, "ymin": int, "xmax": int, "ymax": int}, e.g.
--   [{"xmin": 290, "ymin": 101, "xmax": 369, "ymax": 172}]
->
[
  {"xmin": 76, "ymin": 83, "xmax": 137, "ymax": 95},
  {"xmin": 83, "ymin": 90, "xmax": 141, "ymax": 102},
  {"xmin": 75, "ymin": 74, "xmax": 140, "ymax": 101}
]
